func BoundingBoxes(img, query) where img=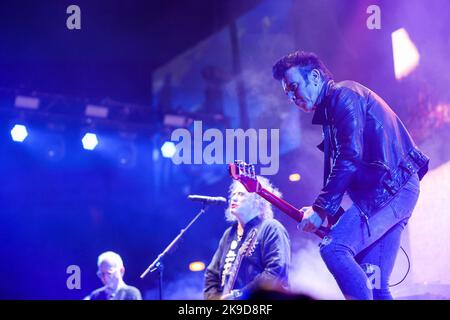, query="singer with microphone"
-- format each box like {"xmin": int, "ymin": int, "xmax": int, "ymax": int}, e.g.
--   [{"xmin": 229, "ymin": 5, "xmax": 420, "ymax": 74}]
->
[{"xmin": 203, "ymin": 176, "xmax": 291, "ymax": 300}]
